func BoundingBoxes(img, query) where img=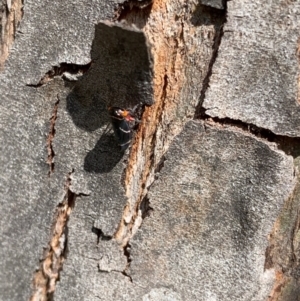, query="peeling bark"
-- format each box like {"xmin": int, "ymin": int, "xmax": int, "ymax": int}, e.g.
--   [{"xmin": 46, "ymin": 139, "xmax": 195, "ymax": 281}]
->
[
  {"xmin": 30, "ymin": 170, "xmax": 89, "ymax": 301},
  {"xmin": 264, "ymin": 155, "xmax": 300, "ymax": 301},
  {"xmin": 115, "ymin": 0, "xmax": 225, "ymax": 249},
  {"xmin": 0, "ymin": 0, "xmax": 23, "ymax": 69},
  {"xmin": 30, "ymin": 171, "xmax": 76, "ymax": 301},
  {"xmin": 0, "ymin": 0, "xmax": 300, "ymax": 300}
]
